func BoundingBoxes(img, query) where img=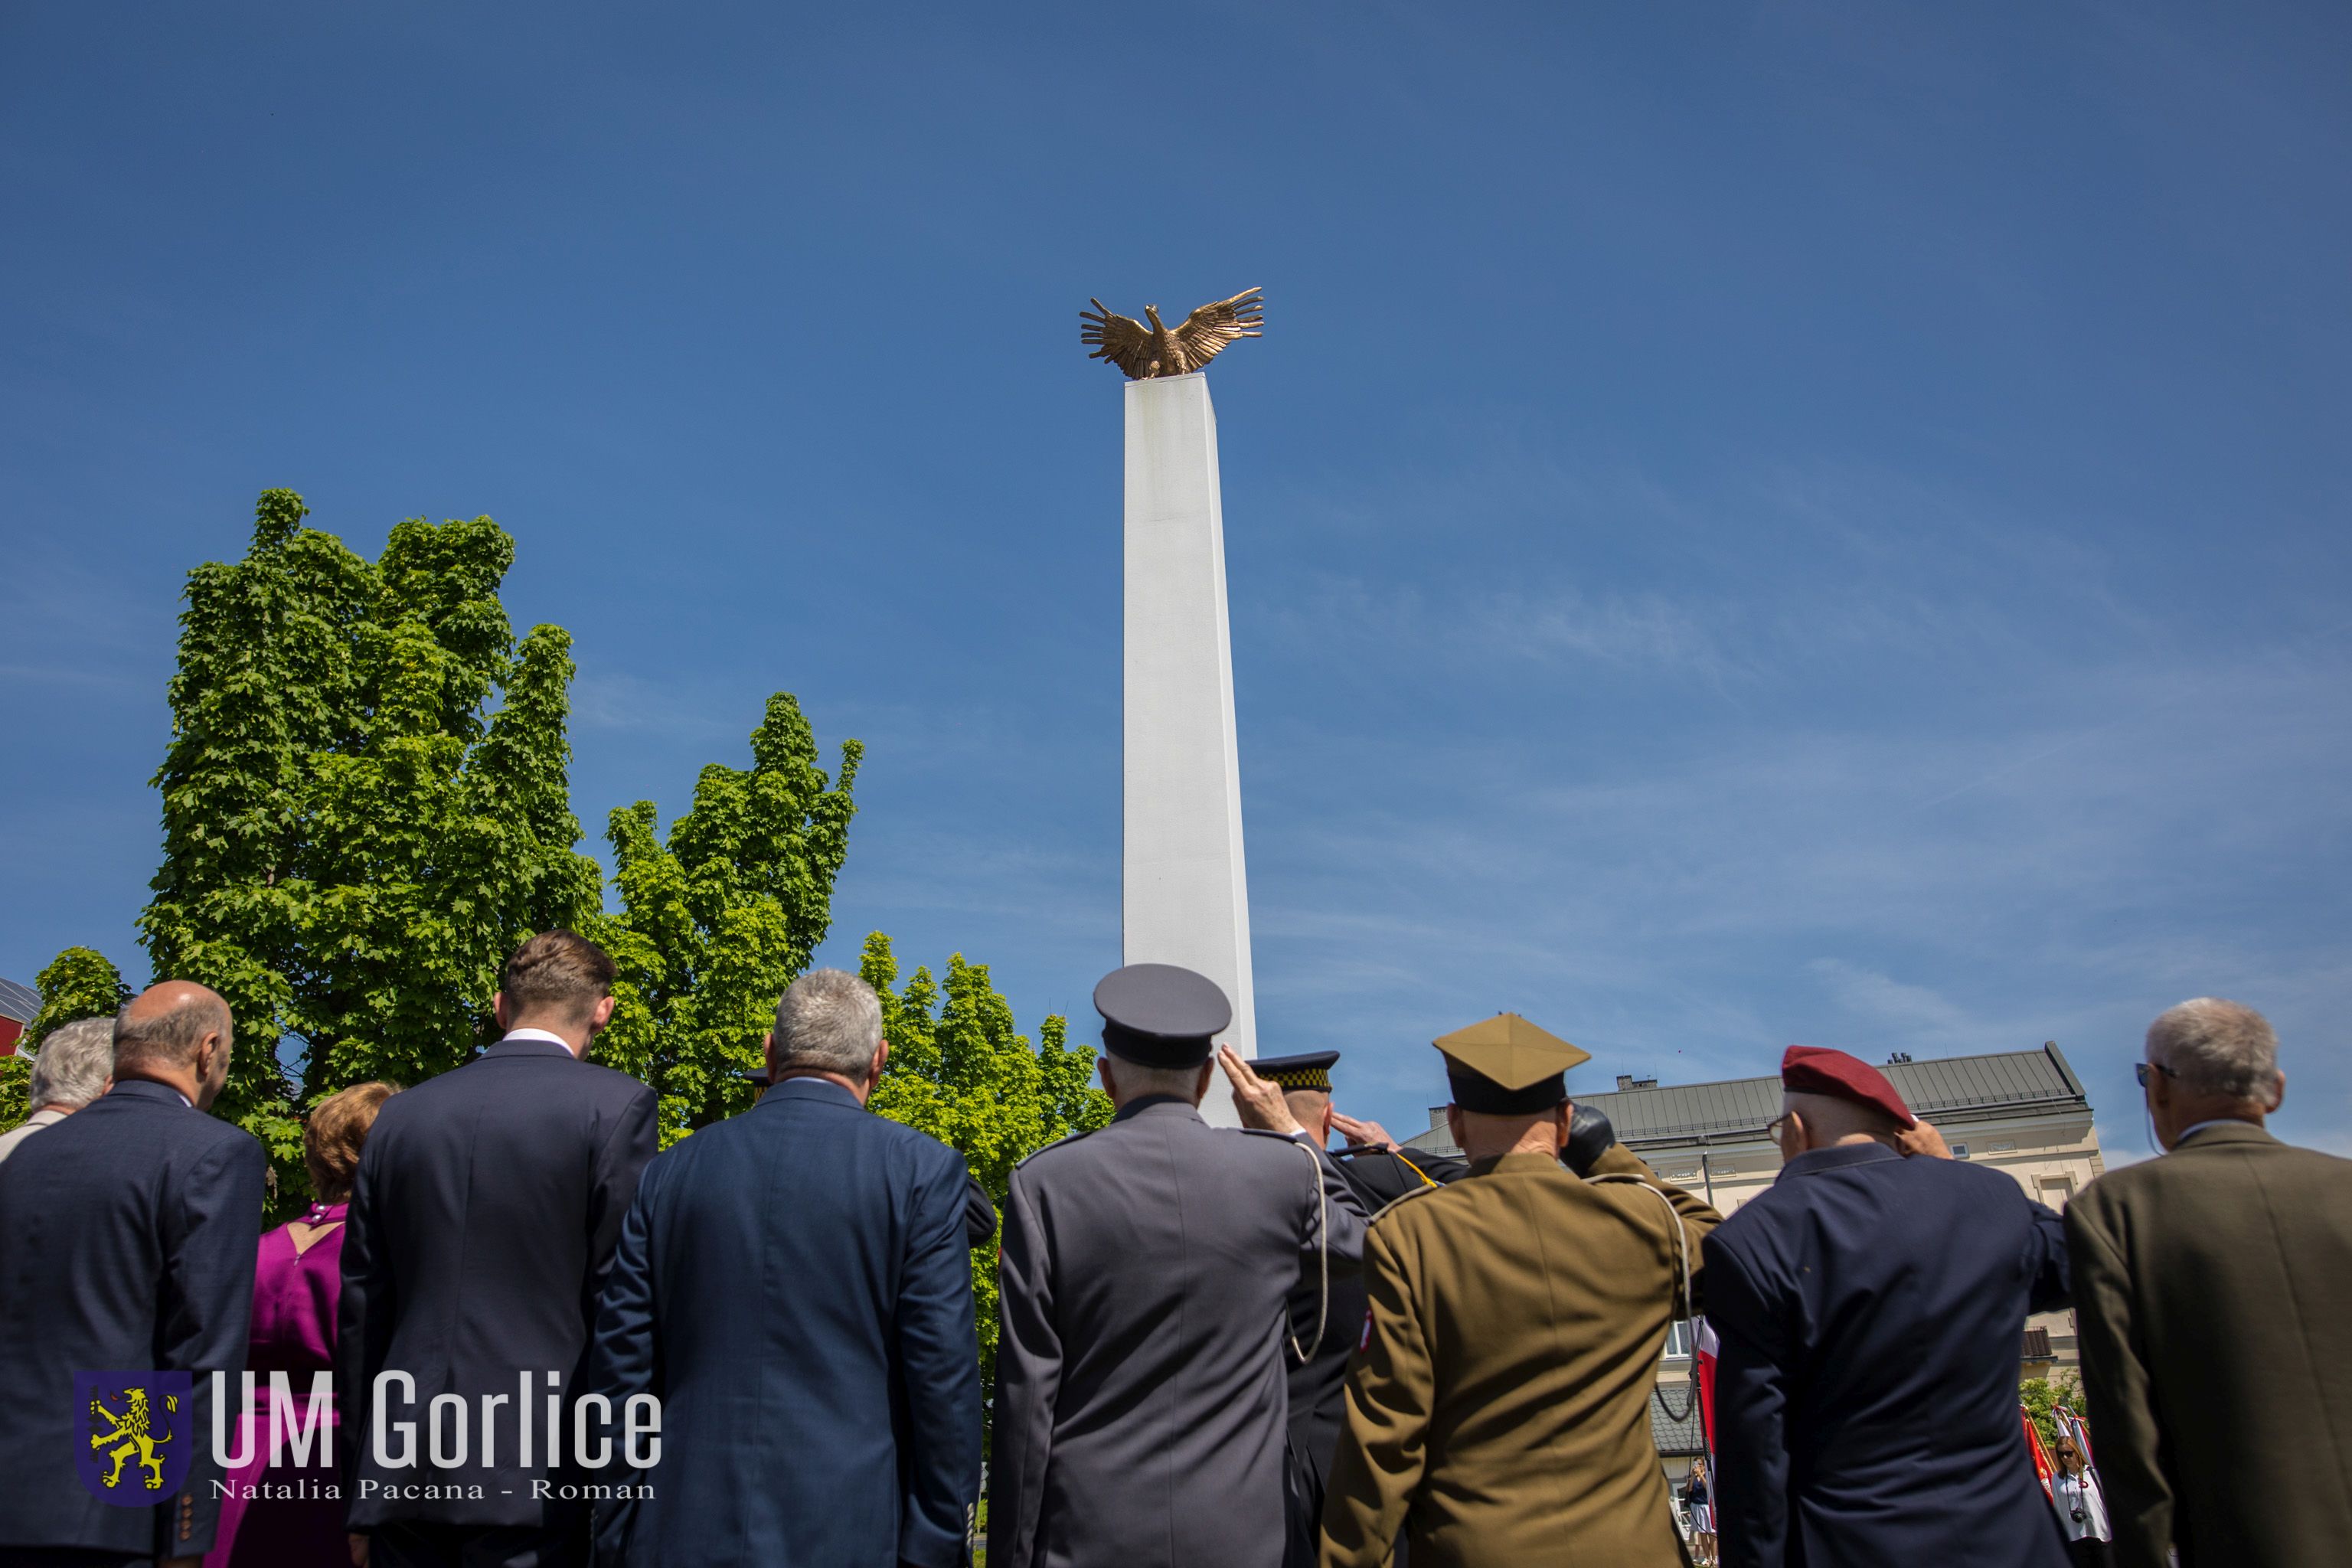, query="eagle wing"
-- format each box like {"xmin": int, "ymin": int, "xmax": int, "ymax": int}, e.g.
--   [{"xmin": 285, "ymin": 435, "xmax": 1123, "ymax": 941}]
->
[
  {"xmin": 1172, "ymin": 287, "xmax": 1263, "ymax": 372},
  {"xmin": 1080, "ymin": 299, "xmax": 1153, "ymax": 378}
]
